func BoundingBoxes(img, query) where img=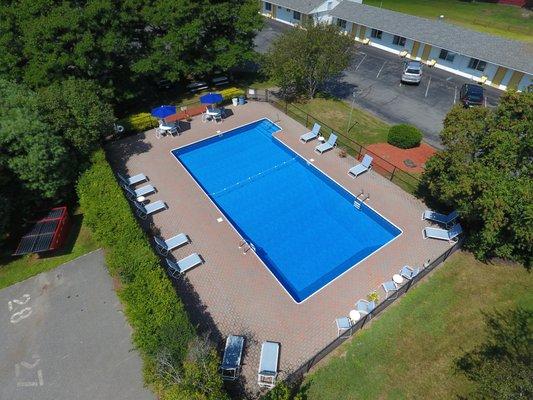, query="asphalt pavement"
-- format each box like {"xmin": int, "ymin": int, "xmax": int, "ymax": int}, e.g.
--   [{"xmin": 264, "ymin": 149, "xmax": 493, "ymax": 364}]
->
[
  {"xmin": 0, "ymin": 250, "xmax": 152, "ymax": 400},
  {"xmin": 254, "ymin": 18, "xmax": 502, "ymax": 148}
]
